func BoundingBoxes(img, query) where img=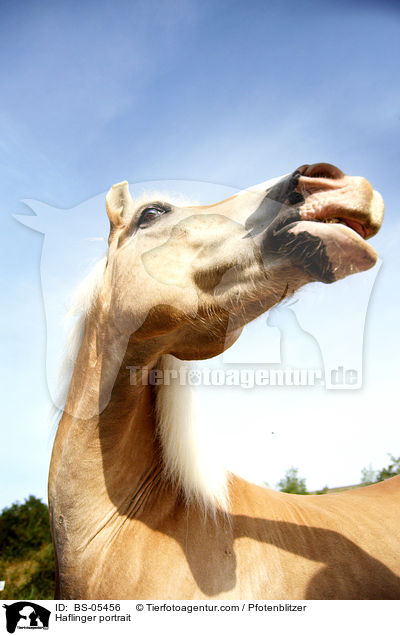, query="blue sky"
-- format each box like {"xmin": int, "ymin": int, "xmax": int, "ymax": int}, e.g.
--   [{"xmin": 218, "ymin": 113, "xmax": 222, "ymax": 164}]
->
[{"xmin": 1, "ymin": 0, "xmax": 399, "ymax": 509}]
